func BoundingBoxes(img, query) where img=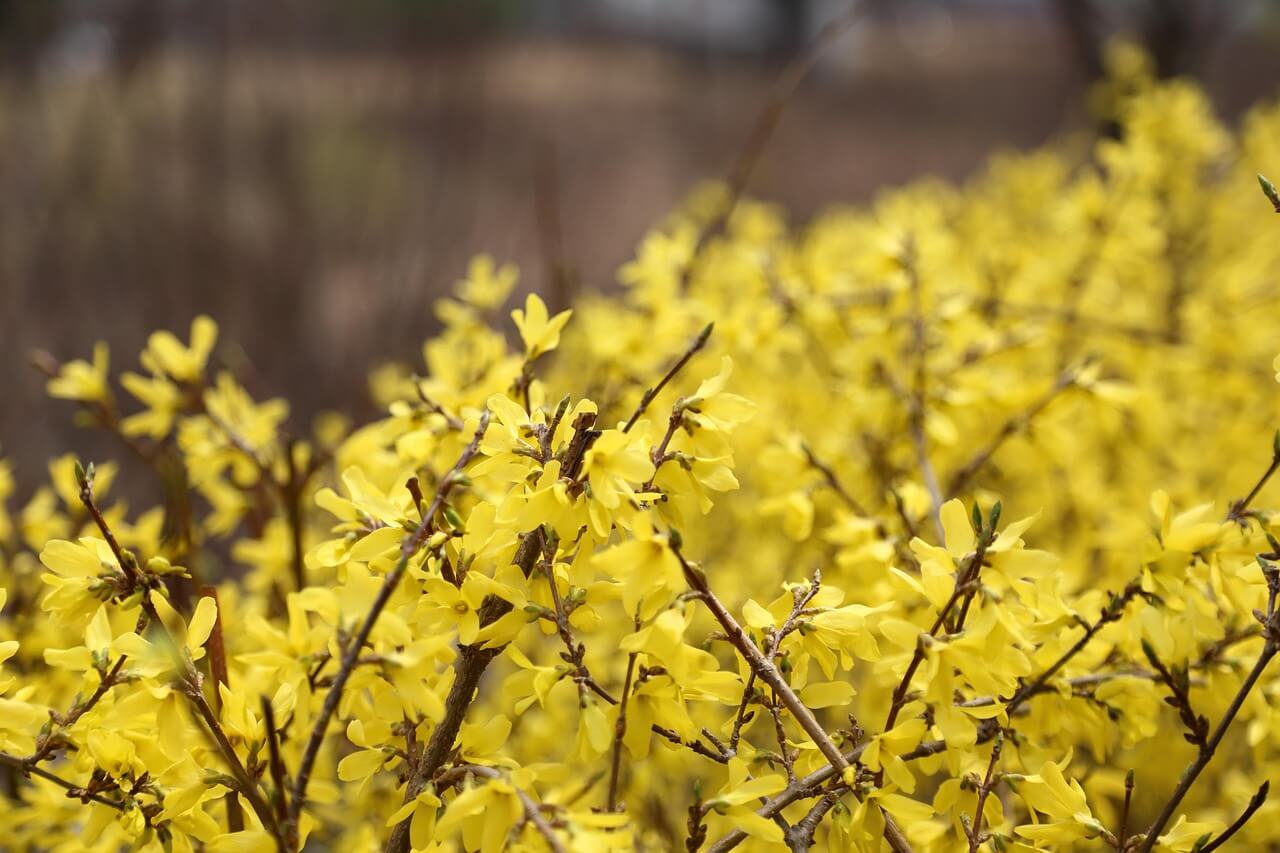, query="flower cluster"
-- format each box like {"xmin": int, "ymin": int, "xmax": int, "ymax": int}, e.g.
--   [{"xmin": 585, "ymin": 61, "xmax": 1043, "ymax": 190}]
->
[{"xmin": 4, "ymin": 53, "xmax": 1280, "ymax": 852}]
